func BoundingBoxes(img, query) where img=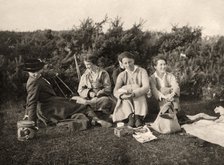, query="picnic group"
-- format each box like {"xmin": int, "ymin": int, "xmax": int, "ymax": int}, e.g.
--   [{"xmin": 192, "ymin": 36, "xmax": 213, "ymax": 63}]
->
[{"xmin": 20, "ymin": 51, "xmax": 193, "ymax": 136}]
